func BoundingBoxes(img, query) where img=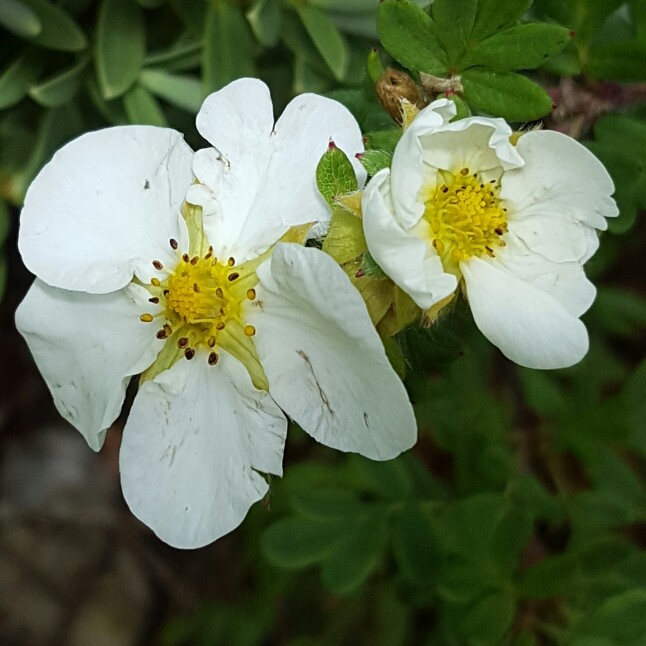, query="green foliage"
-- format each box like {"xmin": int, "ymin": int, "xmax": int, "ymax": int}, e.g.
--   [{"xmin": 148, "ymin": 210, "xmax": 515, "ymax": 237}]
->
[{"xmin": 377, "ymin": 0, "xmax": 570, "ymax": 121}]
